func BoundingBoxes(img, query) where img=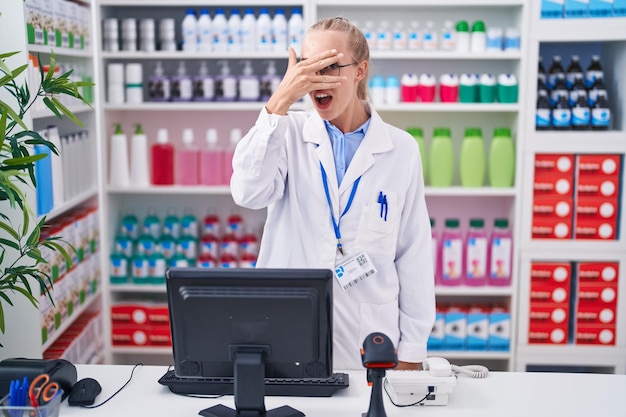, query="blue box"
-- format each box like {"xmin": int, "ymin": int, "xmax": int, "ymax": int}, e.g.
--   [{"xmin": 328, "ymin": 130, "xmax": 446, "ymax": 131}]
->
[
  {"xmin": 614, "ymin": 0, "xmax": 626, "ymax": 15},
  {"xmin": 565, "ymin": 0, "xmax": 590, "ymax": 17},
  {"xmin": 542, "ymin": 0, "xmax": 565, "ymax": 18},
  {"xmin": 489, "ymin": 310, "xmax": 511, "ymax": 351},
  {"xmin": 427, "ymin": 311, "xmax": 445, "ymax": 351},
  {"xmin": 589, "ymin": 0, "xmax": 614, "ymax": 16},
  {"xmin": 444, "ymin": 310, "xmax": 467, "ymax": 351},
  {"xmin": 467, "ymin": 310, "xmax": 489, "ymax": 351}
]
